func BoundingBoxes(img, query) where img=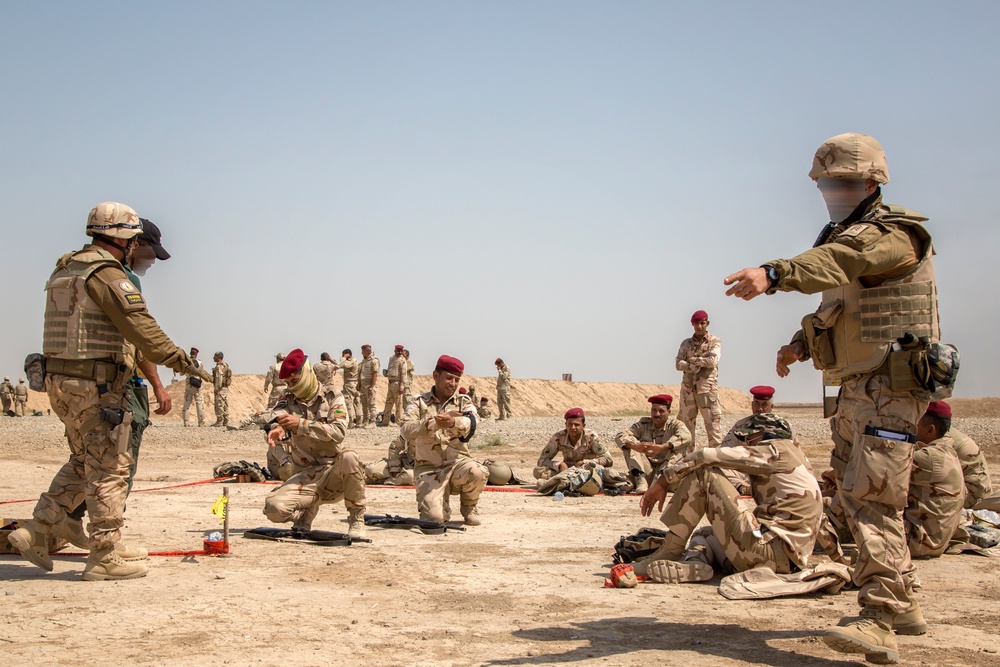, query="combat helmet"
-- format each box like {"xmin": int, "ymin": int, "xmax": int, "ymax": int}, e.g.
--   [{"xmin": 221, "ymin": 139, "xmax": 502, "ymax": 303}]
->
[
  {"xmin": 731, "ymin": 413, "xmax": 793, "ymax": 442},
  {"xmin": 86, "ymin": 202, "xmax": 142, "ymax": 239},
  {"xmin": 809, "ymin": 133, "xmax": 889, "ymax": 184}
]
